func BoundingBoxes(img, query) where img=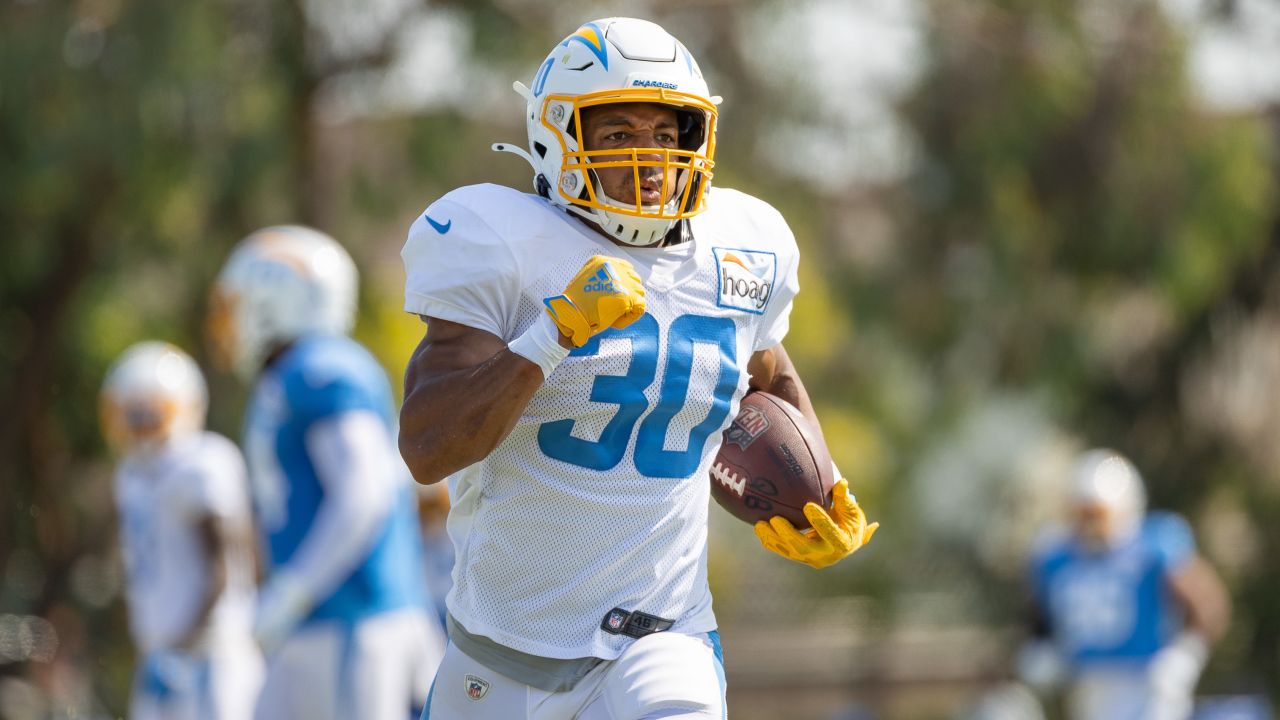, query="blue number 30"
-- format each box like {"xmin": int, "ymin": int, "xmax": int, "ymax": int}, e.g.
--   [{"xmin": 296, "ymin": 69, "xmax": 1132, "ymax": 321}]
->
[{"xmin": 537, "ymin": 314, "xmax": 740, "ymax": 478}]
